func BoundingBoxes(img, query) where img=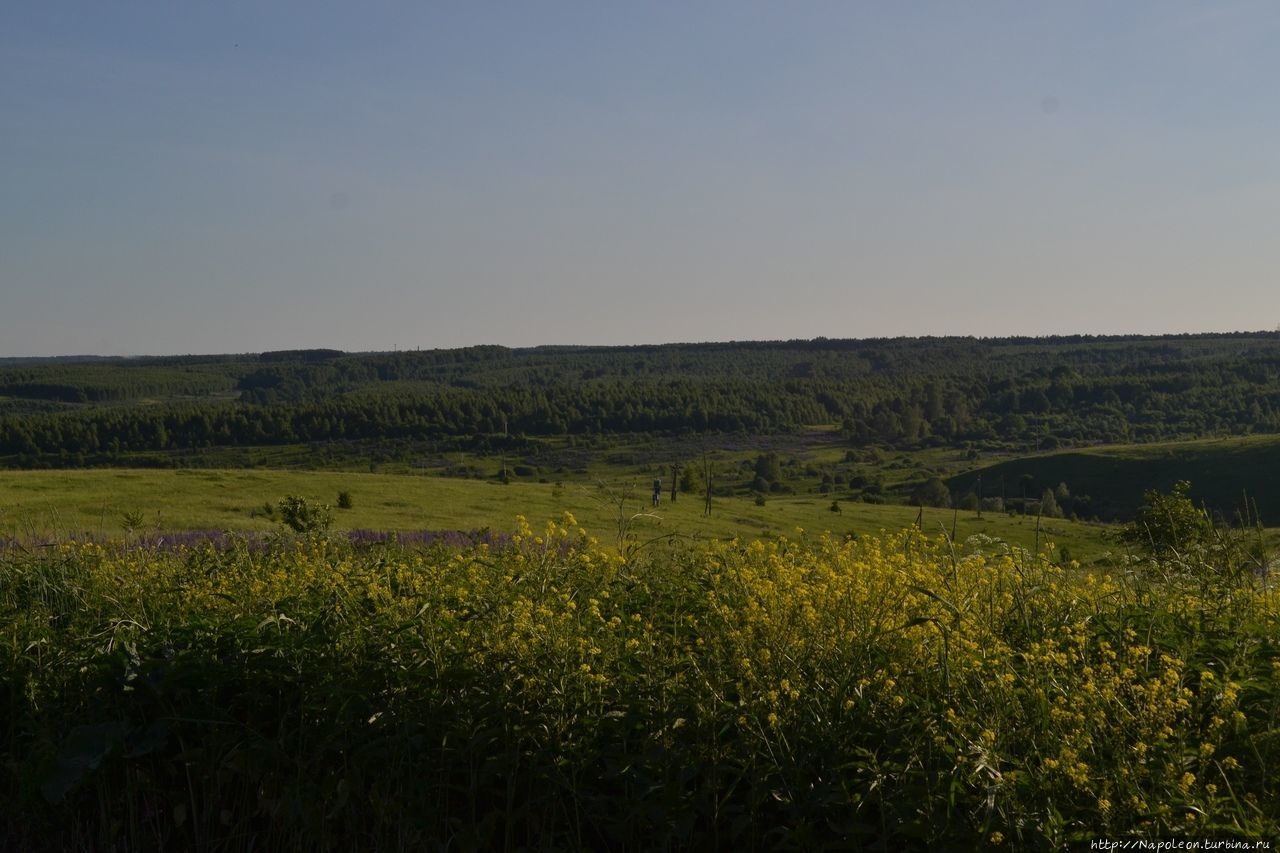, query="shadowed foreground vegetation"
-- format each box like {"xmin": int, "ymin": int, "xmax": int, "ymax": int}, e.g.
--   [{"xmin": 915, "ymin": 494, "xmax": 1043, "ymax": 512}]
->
[{"xmin": 3, "ymin": 522, "xmax": 1277, "ymax": 849}]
